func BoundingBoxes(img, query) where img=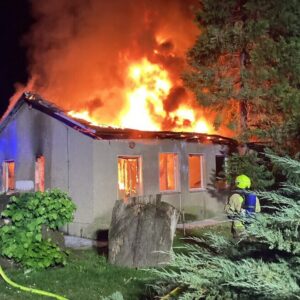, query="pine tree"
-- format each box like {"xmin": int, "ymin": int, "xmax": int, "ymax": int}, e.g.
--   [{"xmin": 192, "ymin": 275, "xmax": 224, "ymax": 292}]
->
[
  {"xmin": 150, "ymin": 154, "xmax": 300, "ymax": 299},
  {"xmin": 225, "ymin": 151, "xmax": 274, "ymax": 189},
  {"xmin": 184, "ymin": 0, "xmax": 300, "ymax": 153}
]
